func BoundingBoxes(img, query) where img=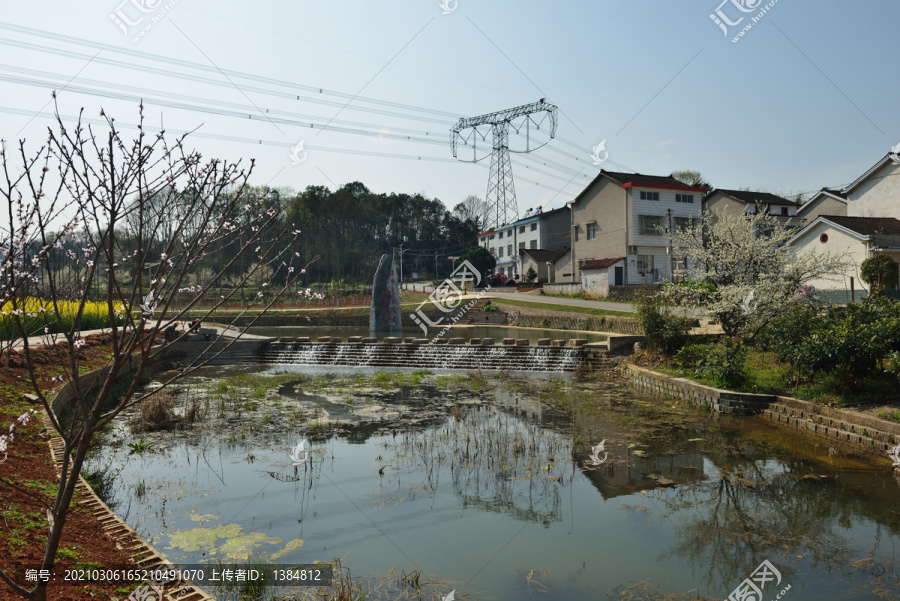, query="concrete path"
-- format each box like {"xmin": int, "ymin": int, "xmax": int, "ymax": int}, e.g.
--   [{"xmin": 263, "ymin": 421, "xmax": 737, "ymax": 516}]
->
[{"xmin": 481, "ymin": 288, "xmax": 638, "ymax": 313}]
